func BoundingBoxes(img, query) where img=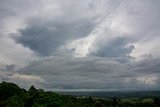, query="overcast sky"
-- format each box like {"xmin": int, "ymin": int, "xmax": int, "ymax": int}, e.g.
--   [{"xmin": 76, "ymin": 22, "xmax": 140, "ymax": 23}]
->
[{"xmin": 0, "ymin": 0, "xmax": 160, "ymax": 91}]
